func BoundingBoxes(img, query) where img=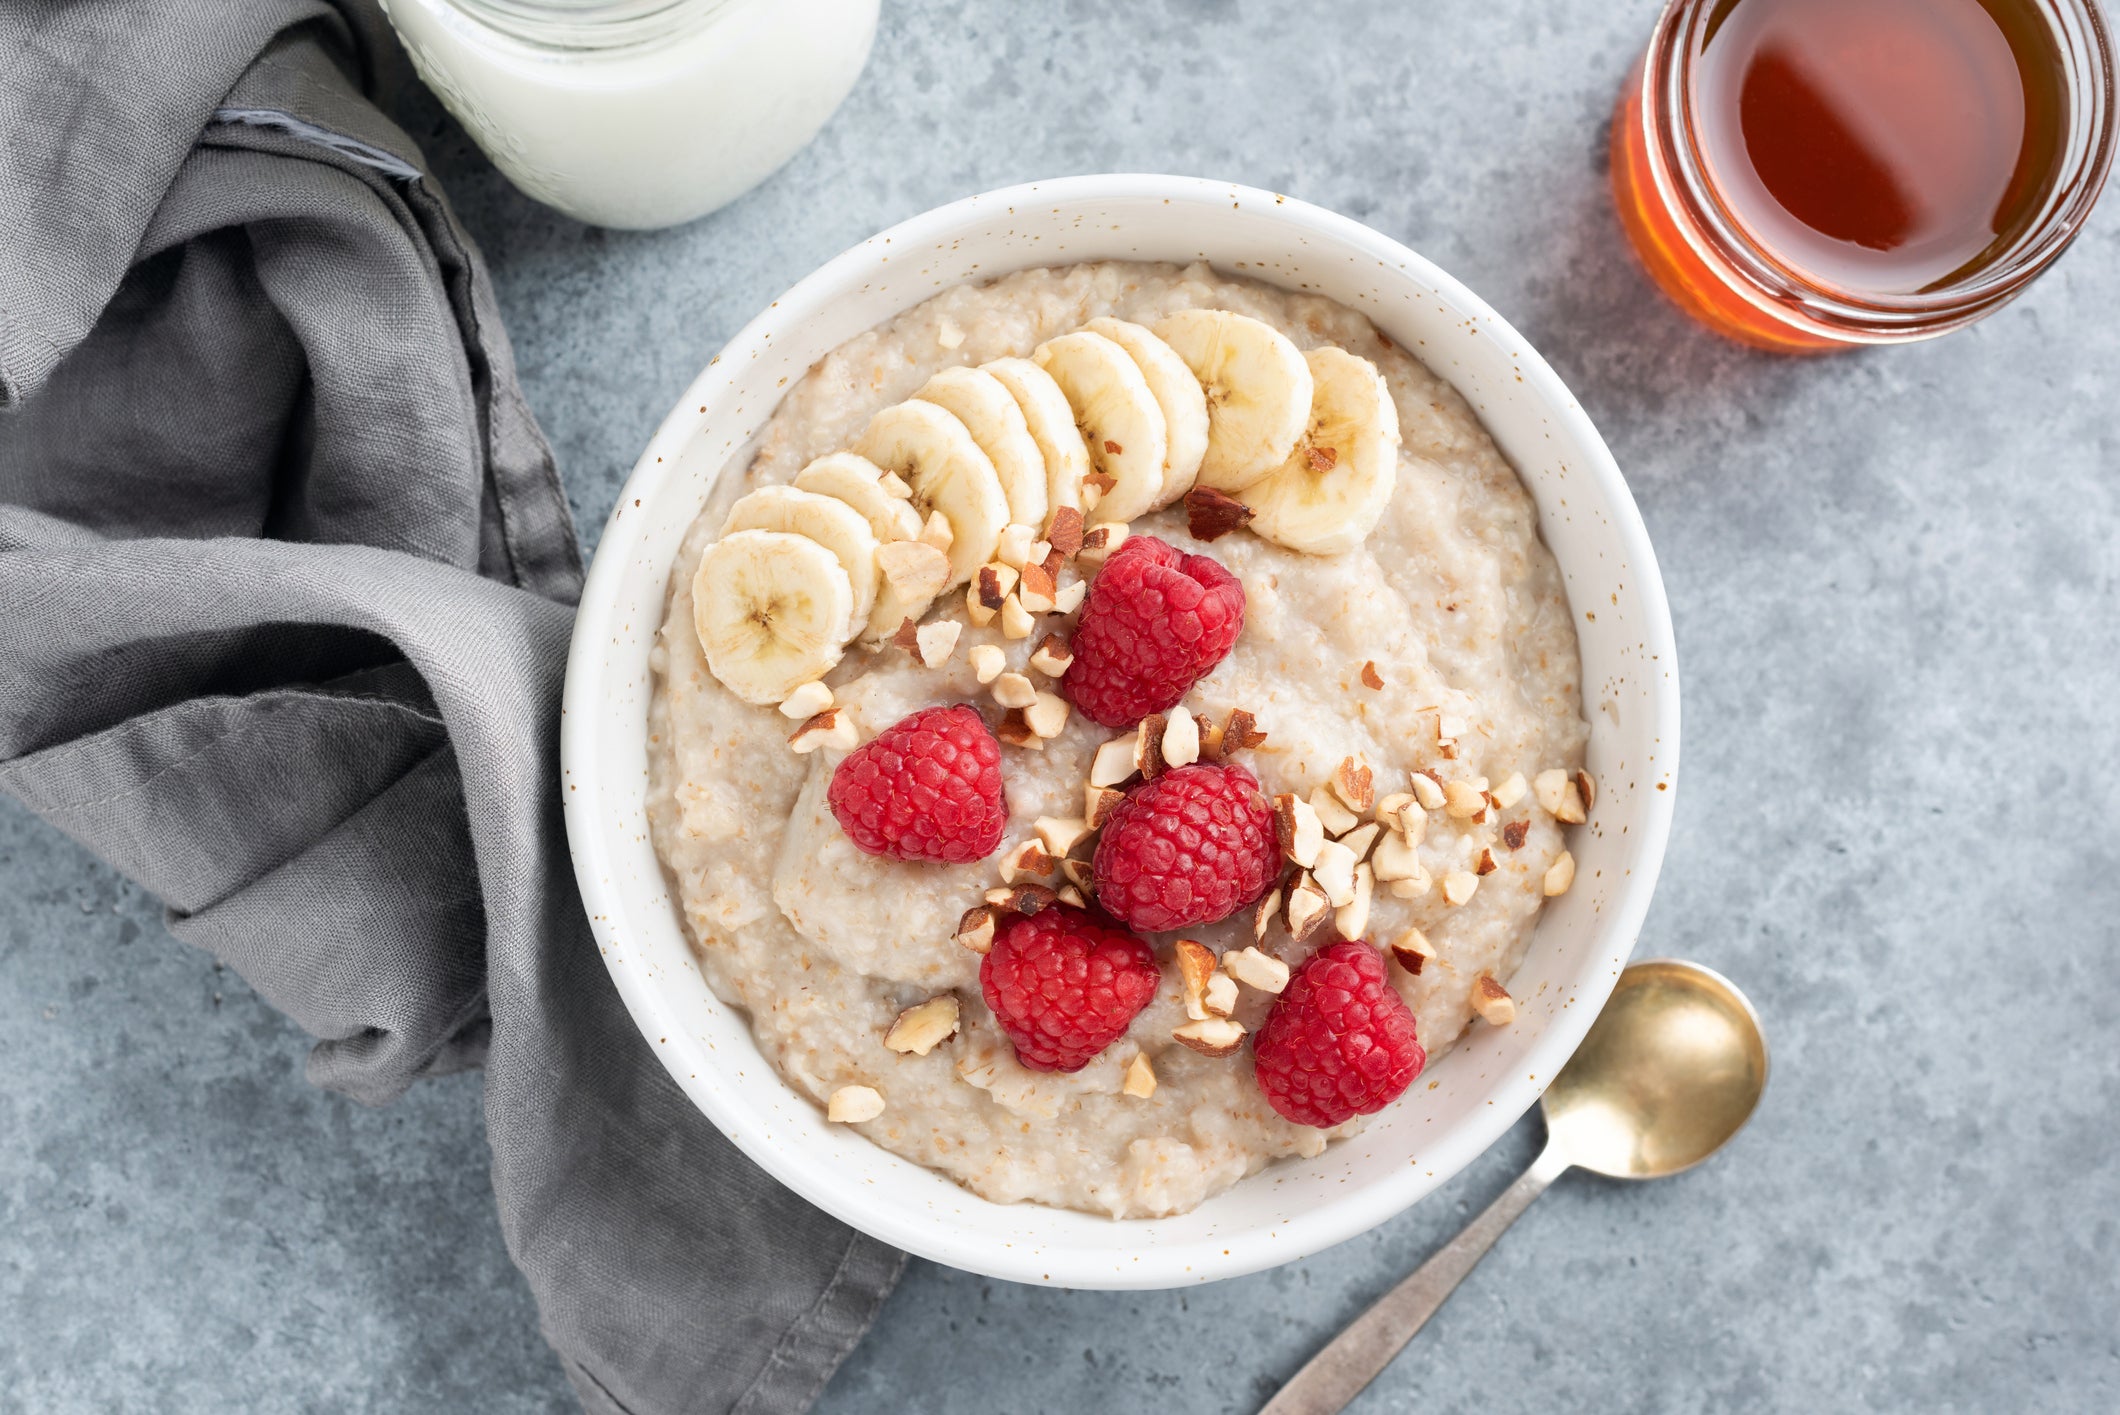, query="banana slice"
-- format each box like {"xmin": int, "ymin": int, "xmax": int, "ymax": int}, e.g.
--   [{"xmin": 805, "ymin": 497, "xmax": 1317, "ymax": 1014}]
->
[
  {"xmin": 853, "ymin": 401, "xmax": 1010, "ymax": 589},
  {"xmin": 793, "ymin": 452, "xmax": 923, "ymax": 543},
  {"xmin": 1153, "ymin": 309, "xmax": 1314, "ymax": 492},
  {"xmin": 692, "ymin": 529, "xmax": 855, "ymax": 705},
  {"xmin": 1239, "ymin": 346, "xmax": 1401, "ymax": 556},
  {"xmin": 722, "ymin": 486, "xmax": 879, "ymax": 640},
  {"xmin": 1083, "ymin": 317, "xmax": 1207, "ymax": 507},
  {"xmin": 983, "ymin": 357, "xmax": 1091, "ymax": 534},
  {"xmin": 913, "ymin": 367, "xmax": 1049, "ymax": 530},
  {"xmin": 1033, "ymin": 330, "xmax": 1166, "ymax": 524}
]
